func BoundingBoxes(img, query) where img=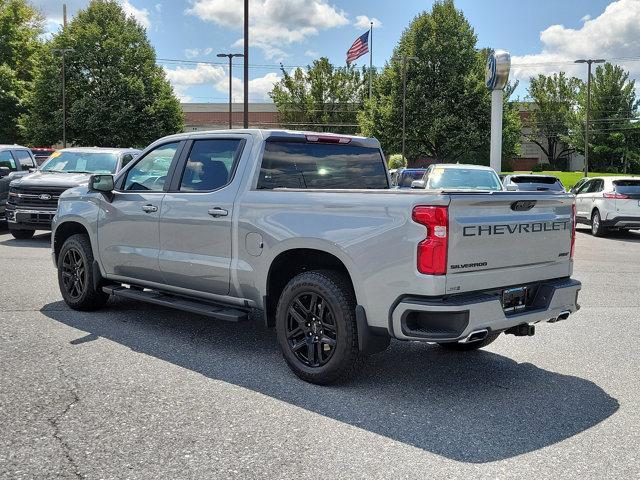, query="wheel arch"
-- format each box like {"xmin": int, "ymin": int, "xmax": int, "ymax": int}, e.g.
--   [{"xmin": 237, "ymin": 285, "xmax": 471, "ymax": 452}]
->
[
  {"xmin": 264, "ymin": 248, "xmax": 357, "ymax": 328},
  {"xmin": 53, "ymin": 221, "xmax": 92, "ymax": 265}
]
